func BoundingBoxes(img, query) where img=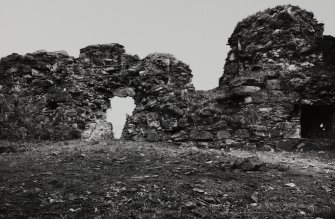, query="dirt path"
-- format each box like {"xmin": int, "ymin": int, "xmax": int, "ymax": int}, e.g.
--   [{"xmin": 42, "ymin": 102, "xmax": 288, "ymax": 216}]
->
[{"xmin": 0, "ymin": 140, "xmax": 334, "ymax": 218}]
